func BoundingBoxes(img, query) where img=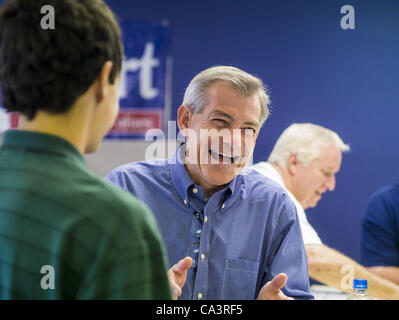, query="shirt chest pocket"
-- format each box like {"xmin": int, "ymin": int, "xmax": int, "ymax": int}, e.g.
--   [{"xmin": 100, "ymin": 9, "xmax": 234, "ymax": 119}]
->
[{"xmin": 221, "ymin": 258, "xmax": 260, "ymax": 299}]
